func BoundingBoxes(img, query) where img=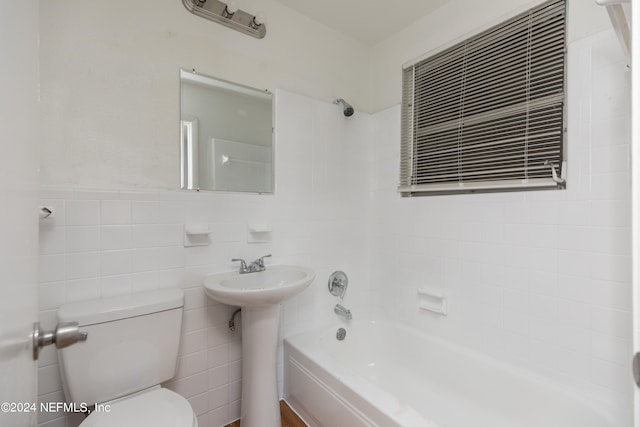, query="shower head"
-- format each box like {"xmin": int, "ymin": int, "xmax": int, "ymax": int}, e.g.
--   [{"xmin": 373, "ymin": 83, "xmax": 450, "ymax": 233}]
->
[{"xmin": 334, "ymin": 98, "xmax": 354, "ymax": 117}]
